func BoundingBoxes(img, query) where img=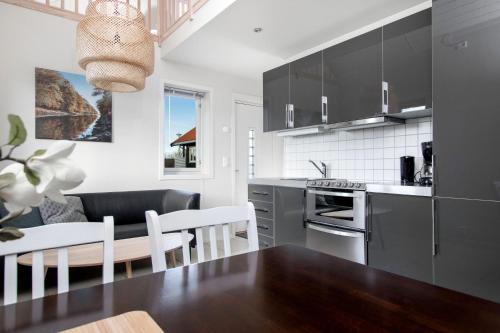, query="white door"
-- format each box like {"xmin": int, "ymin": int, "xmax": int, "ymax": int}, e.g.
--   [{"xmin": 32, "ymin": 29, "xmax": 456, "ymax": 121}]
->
[{"xmin": 234, "ymin": 102, "xmax": 262, "ymax": 206}]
